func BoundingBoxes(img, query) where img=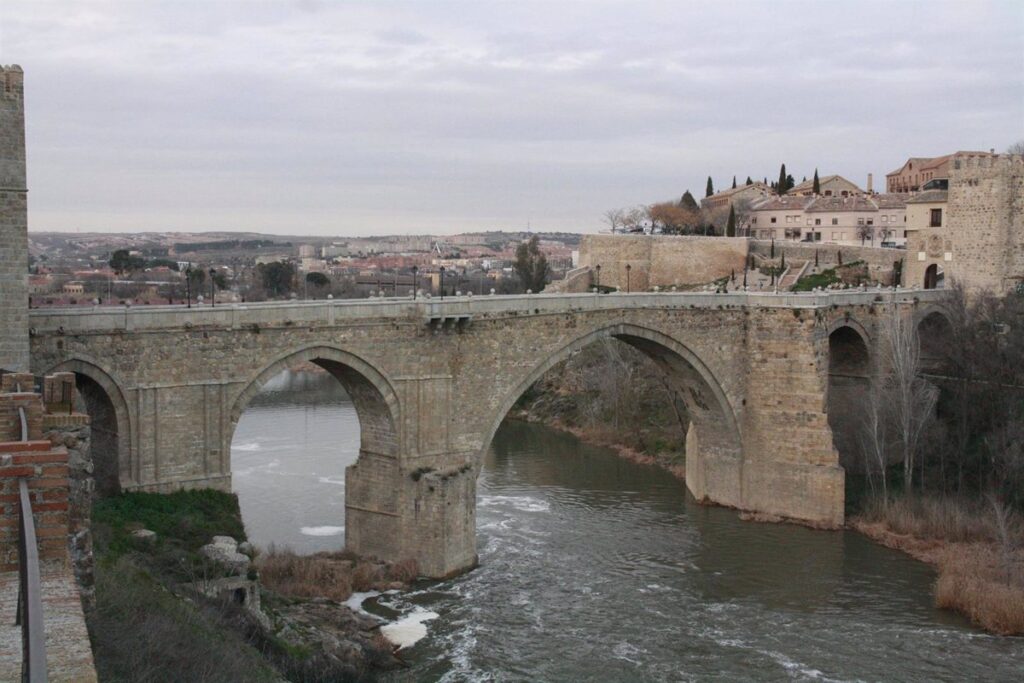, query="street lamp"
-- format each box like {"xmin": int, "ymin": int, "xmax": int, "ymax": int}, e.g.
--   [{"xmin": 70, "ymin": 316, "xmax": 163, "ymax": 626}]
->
[
  {"xmin": 185, "ymin": 265, "xmax": 192, "ymax": 308},
  {"xmin": 209, "ymin": 268, "xmax": 216, "ymax": 307},
  {"xmin": 626, "ymin": 263, "xmax": 632, "ymax": 293},
  {"xmin": 595, "ymin": 264, "xmax": 601, "ymax": 291},
  {"xmin": 412, "ymin": 265, "xmax": 419, "ymax": 299},
  {"xmin": 440, "ymin": 266, "xmax": 446, "ymax": 300}
]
